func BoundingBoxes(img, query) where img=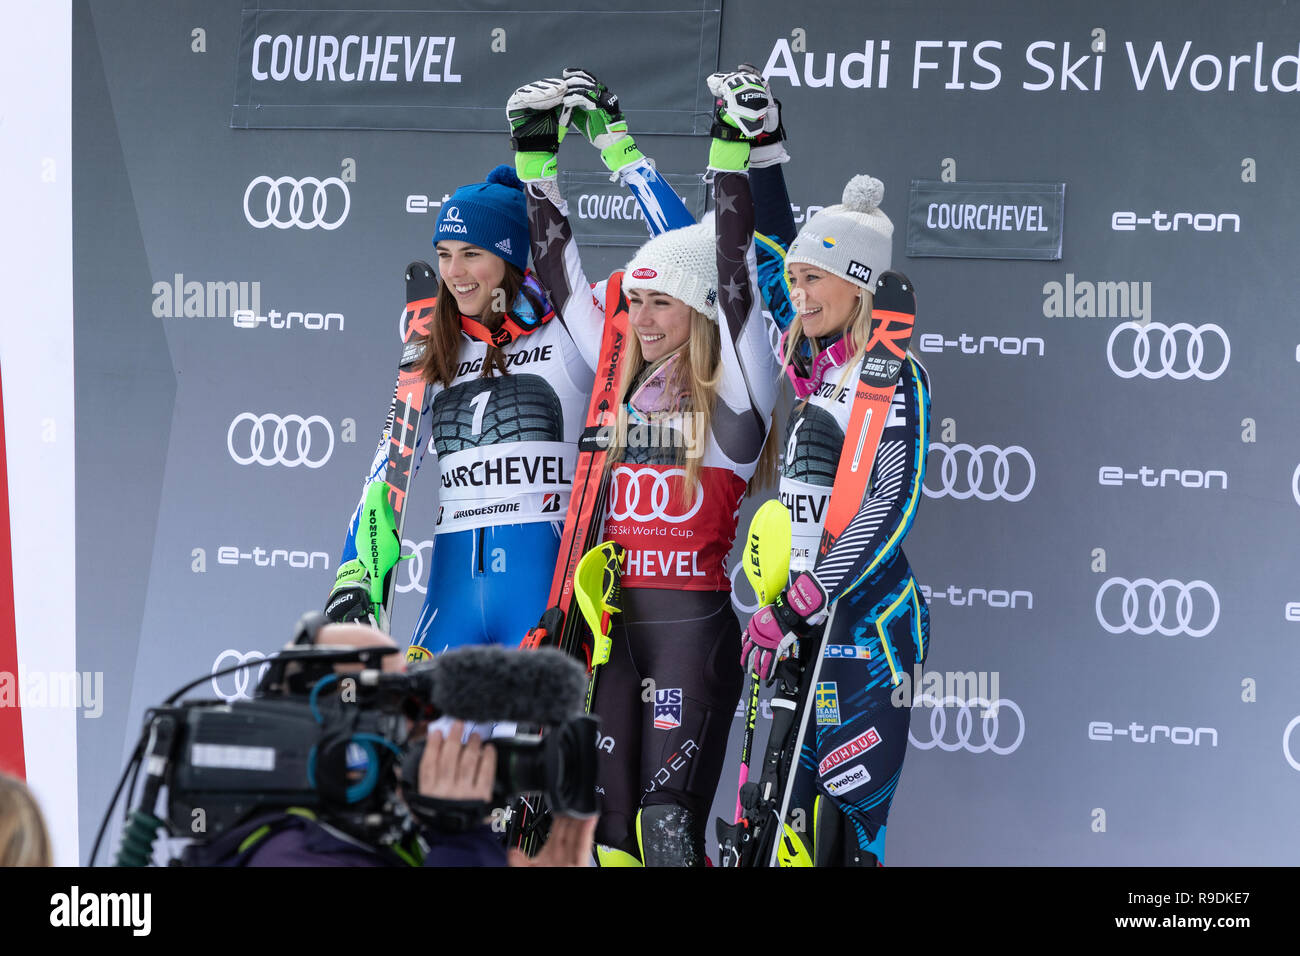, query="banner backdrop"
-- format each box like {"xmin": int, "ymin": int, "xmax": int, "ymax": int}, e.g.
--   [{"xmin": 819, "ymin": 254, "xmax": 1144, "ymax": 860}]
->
[{"xmin": 67, "ymin": 0, "xmax": 1300, "ymax": 865}]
